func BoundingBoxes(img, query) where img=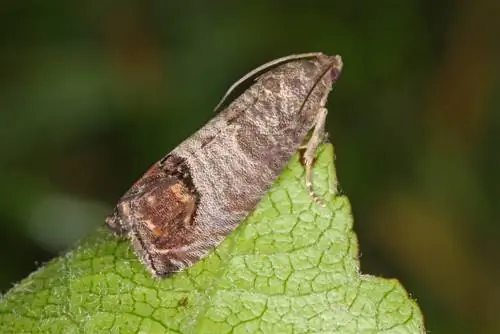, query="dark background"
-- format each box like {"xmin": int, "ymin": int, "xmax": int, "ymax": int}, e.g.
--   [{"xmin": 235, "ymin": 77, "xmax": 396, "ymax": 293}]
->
[{"xmin": 1, "ymin": 1, "xmax": 499, "ymax": 333}]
